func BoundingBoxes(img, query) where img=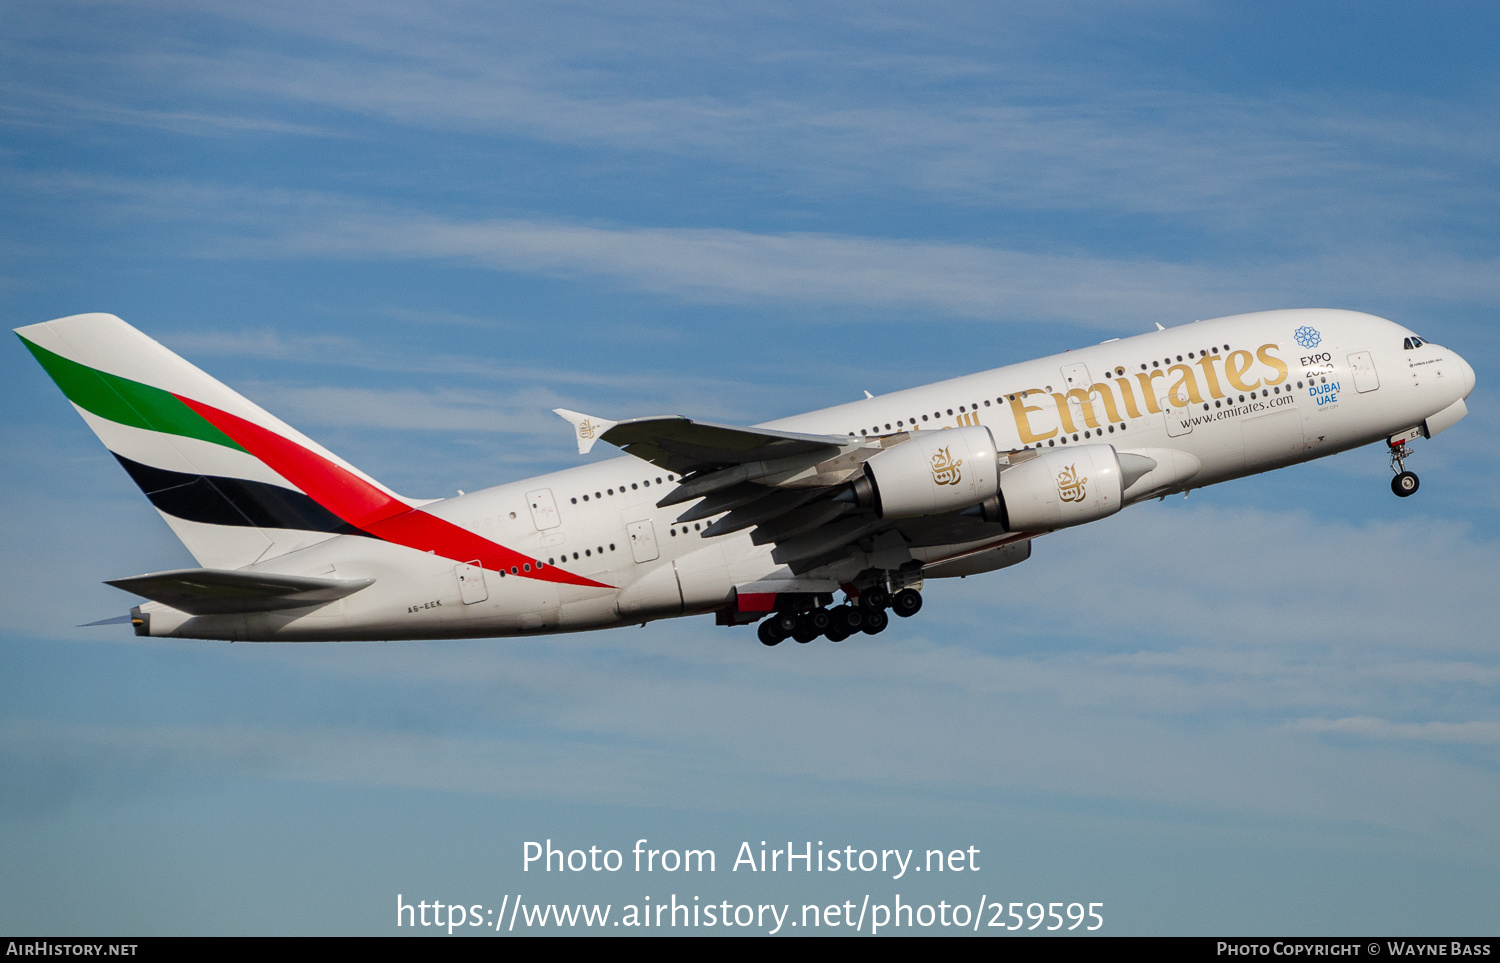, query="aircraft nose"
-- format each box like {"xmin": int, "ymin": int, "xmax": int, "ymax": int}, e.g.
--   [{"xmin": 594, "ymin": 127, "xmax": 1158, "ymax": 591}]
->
[{"xmin": 1455, "ymin": 351, "xmax": 1476, "ymax": 398}]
